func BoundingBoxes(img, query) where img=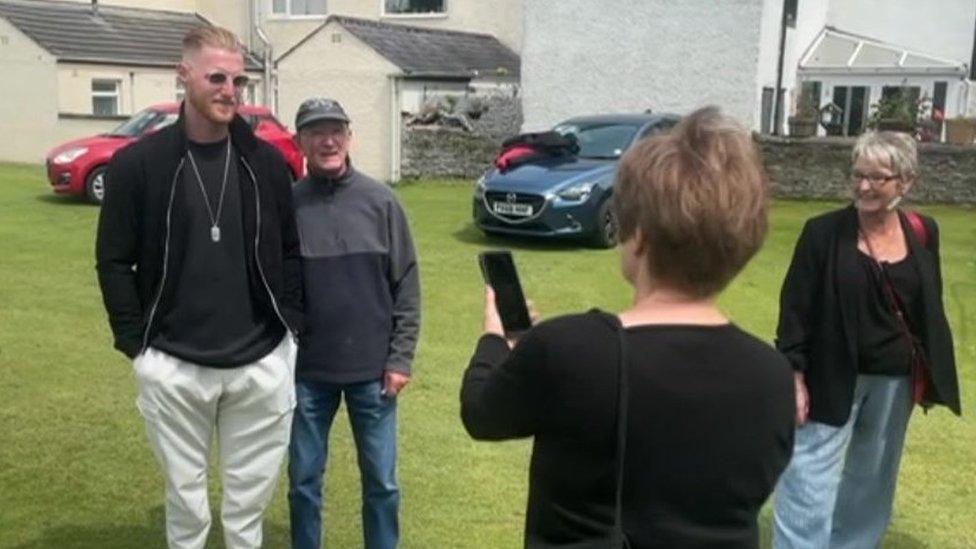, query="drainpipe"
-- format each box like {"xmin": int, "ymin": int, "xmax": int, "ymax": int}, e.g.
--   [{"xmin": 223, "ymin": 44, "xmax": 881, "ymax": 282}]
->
[
  {"xmin": 129, "ymin": 71, "xmax": 135, "ymax": 114},
  {"xmin": 390, "ymin": 75, "xmax": 402, "ymax": 183},
  {"xmin": 772, "ymin": 0, "xmax": 790, "ymax": 136},
  {"xmin": 249, "ymin": 0, "xmax": 275, "ymax": 113}
]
